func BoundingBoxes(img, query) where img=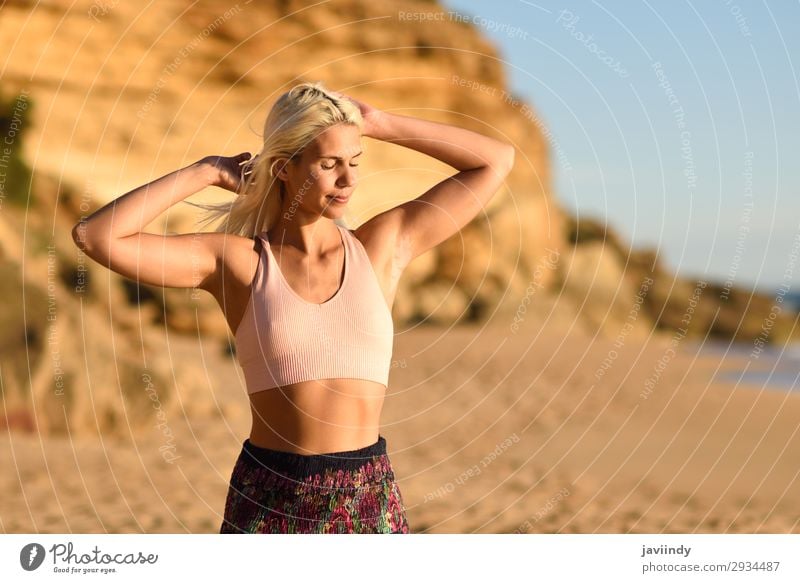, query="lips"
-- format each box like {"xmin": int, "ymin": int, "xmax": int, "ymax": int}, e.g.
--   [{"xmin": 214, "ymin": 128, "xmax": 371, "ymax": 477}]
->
[{"xmin": 327, "ymin": 195, "xmax": 350, "ymax": 204}]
